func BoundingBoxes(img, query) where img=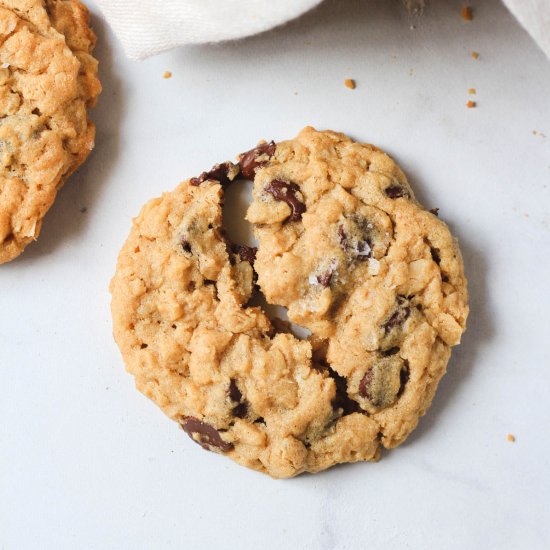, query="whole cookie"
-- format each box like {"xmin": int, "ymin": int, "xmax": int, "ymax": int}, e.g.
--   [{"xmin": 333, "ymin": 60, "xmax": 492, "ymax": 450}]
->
[
  {"xmin": 110, "ymin": 127, "xmax": 468, "ymax": 478},
  {"xmin": 0, "ymin": 0, "xmax": 101, "ymax": 264}
]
